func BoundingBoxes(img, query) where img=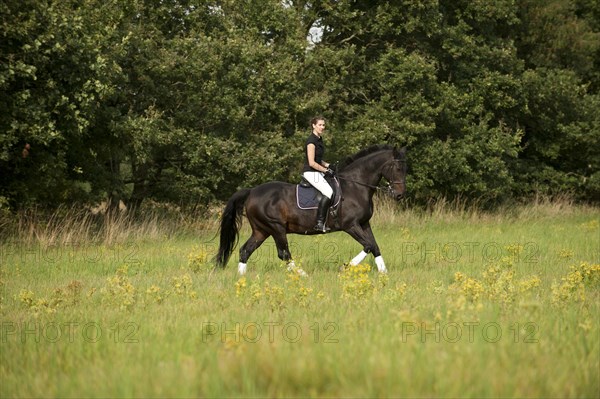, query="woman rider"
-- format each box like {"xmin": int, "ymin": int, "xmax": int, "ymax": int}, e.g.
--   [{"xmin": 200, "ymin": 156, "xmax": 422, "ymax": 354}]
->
[{"xmin": 302, "ymin": 116, "xmax": 335, "ymax": 233}]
